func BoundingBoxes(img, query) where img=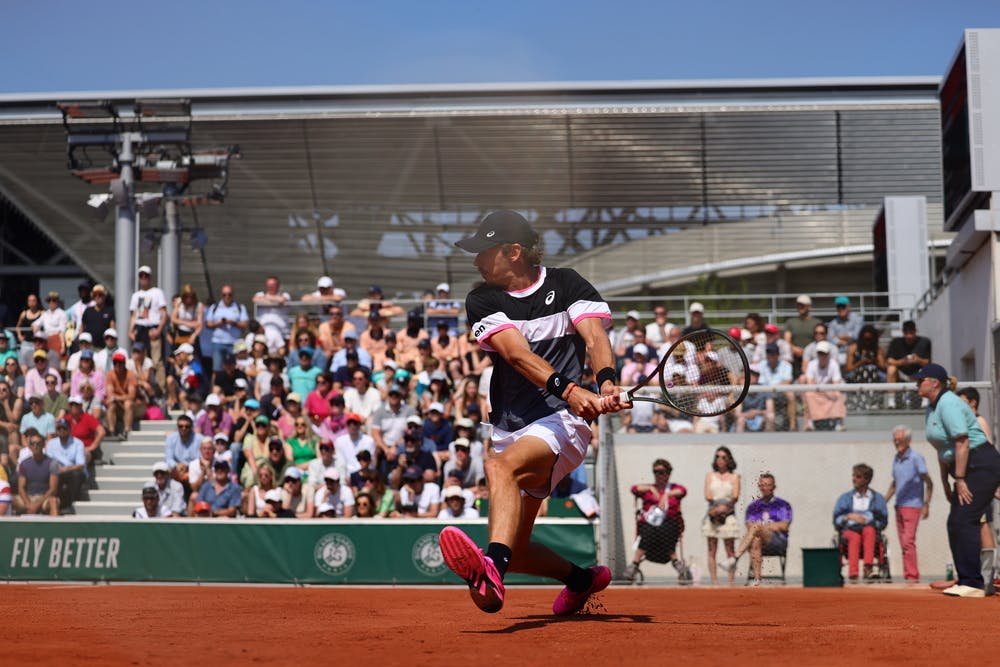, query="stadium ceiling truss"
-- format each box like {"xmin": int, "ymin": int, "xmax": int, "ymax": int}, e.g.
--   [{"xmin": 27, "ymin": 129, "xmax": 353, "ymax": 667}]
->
[{"xmin": 0, "ymin": 77, "xmax": 947, "ymax": 299}]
